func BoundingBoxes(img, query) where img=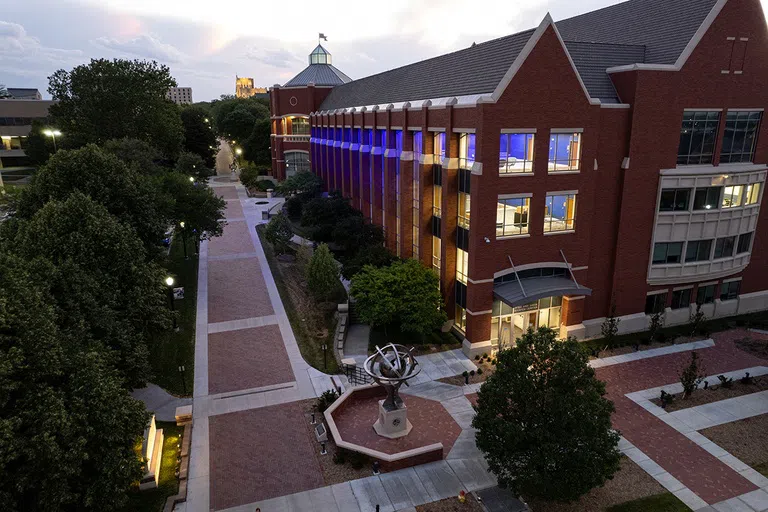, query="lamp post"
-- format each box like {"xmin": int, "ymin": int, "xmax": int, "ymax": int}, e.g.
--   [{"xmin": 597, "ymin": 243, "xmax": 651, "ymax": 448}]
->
[
  {"xmin": 165, "ymin": 276, "xmax": 178, "ymax": 331},
  {"xmin": 178, "ymin": 365, "xmax": 187, "ymax": 395},
  {"xmin": 179, "ymin": 221, "xmax": 188, "ymax": 260},
  {"xmin": 43, "ymin": 129, "xmax": 61, "ymax": 152}
]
